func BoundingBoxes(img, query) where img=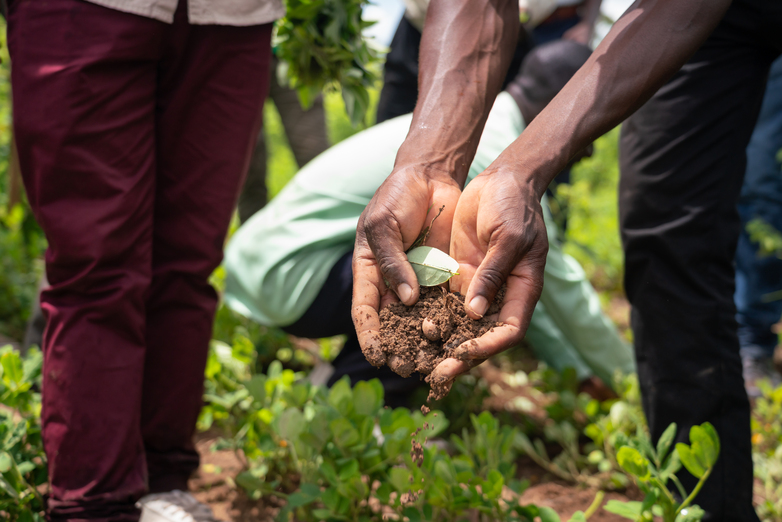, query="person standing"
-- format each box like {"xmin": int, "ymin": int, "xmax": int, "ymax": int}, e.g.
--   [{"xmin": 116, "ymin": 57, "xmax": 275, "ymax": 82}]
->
[
  {"xmin": 7, "ymin": 0, "xmax": 282, "ymax": 520},
  {"xmin": 734, "ymin": 56, "xmax": 782, "ymax": 397},
  {"xmin": 352, "ymin": 0, "xmax": 781, "ymax": 519}
]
